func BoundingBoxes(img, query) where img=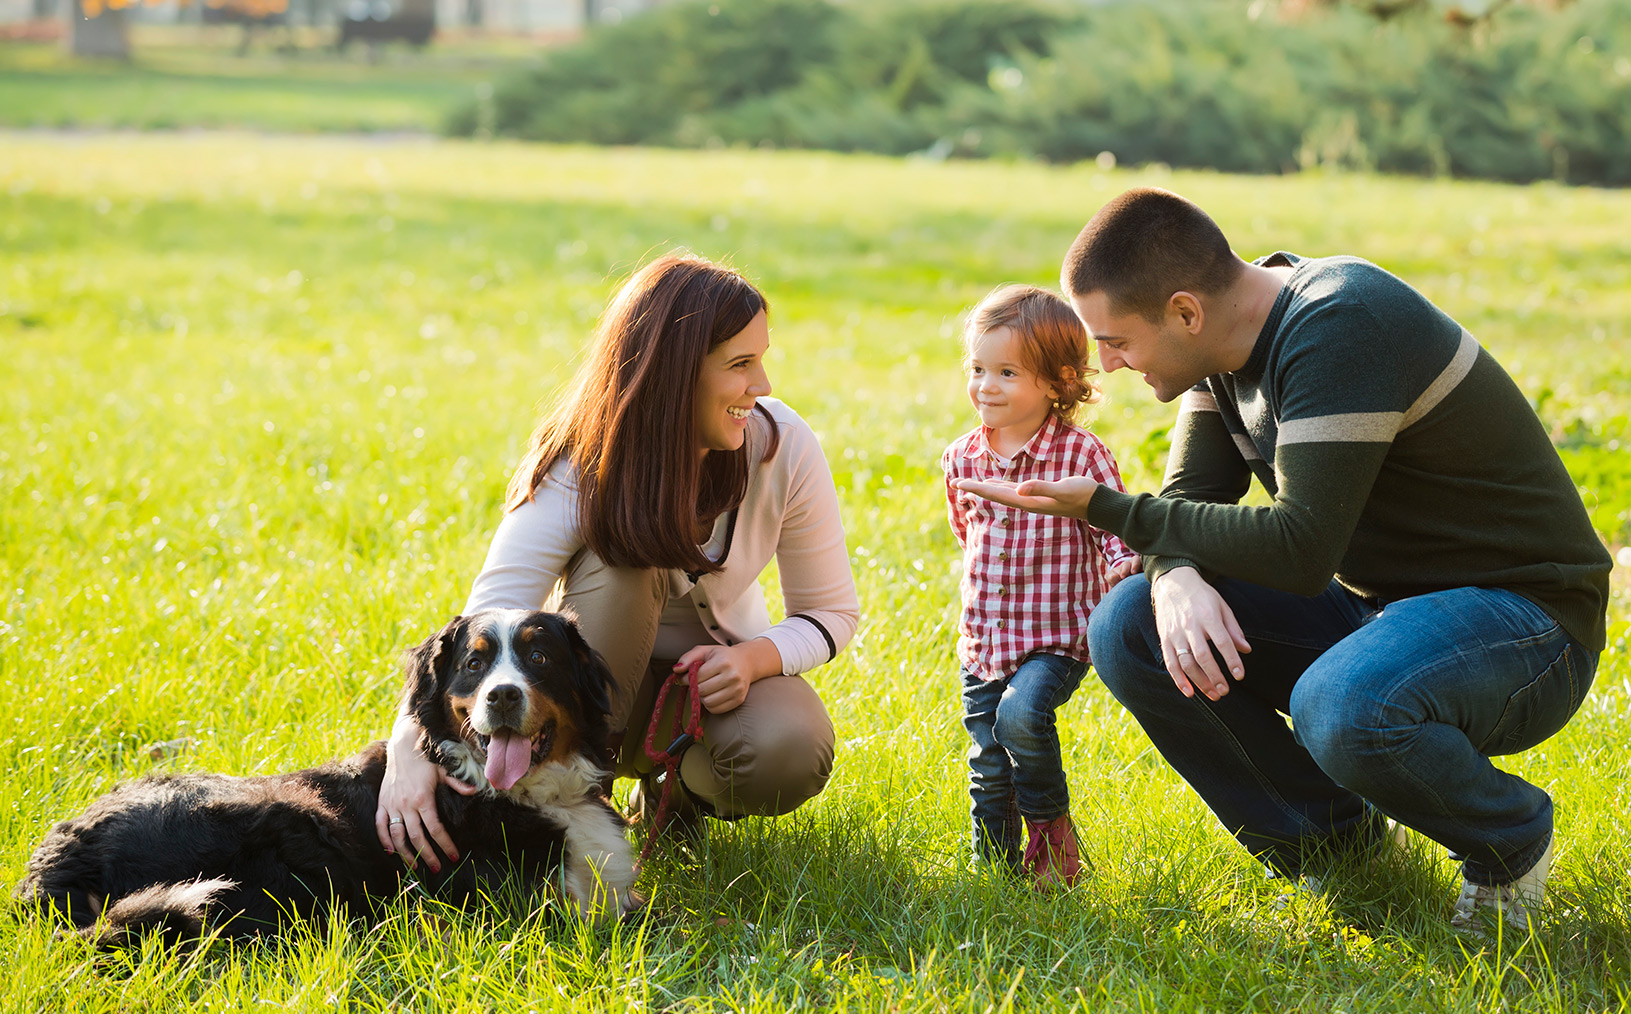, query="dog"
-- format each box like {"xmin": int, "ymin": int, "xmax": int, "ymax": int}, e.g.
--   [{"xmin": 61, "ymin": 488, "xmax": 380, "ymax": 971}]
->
[{"xmin": 15, "ymin": 609, "xmax": 639, "ymax": 946}]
